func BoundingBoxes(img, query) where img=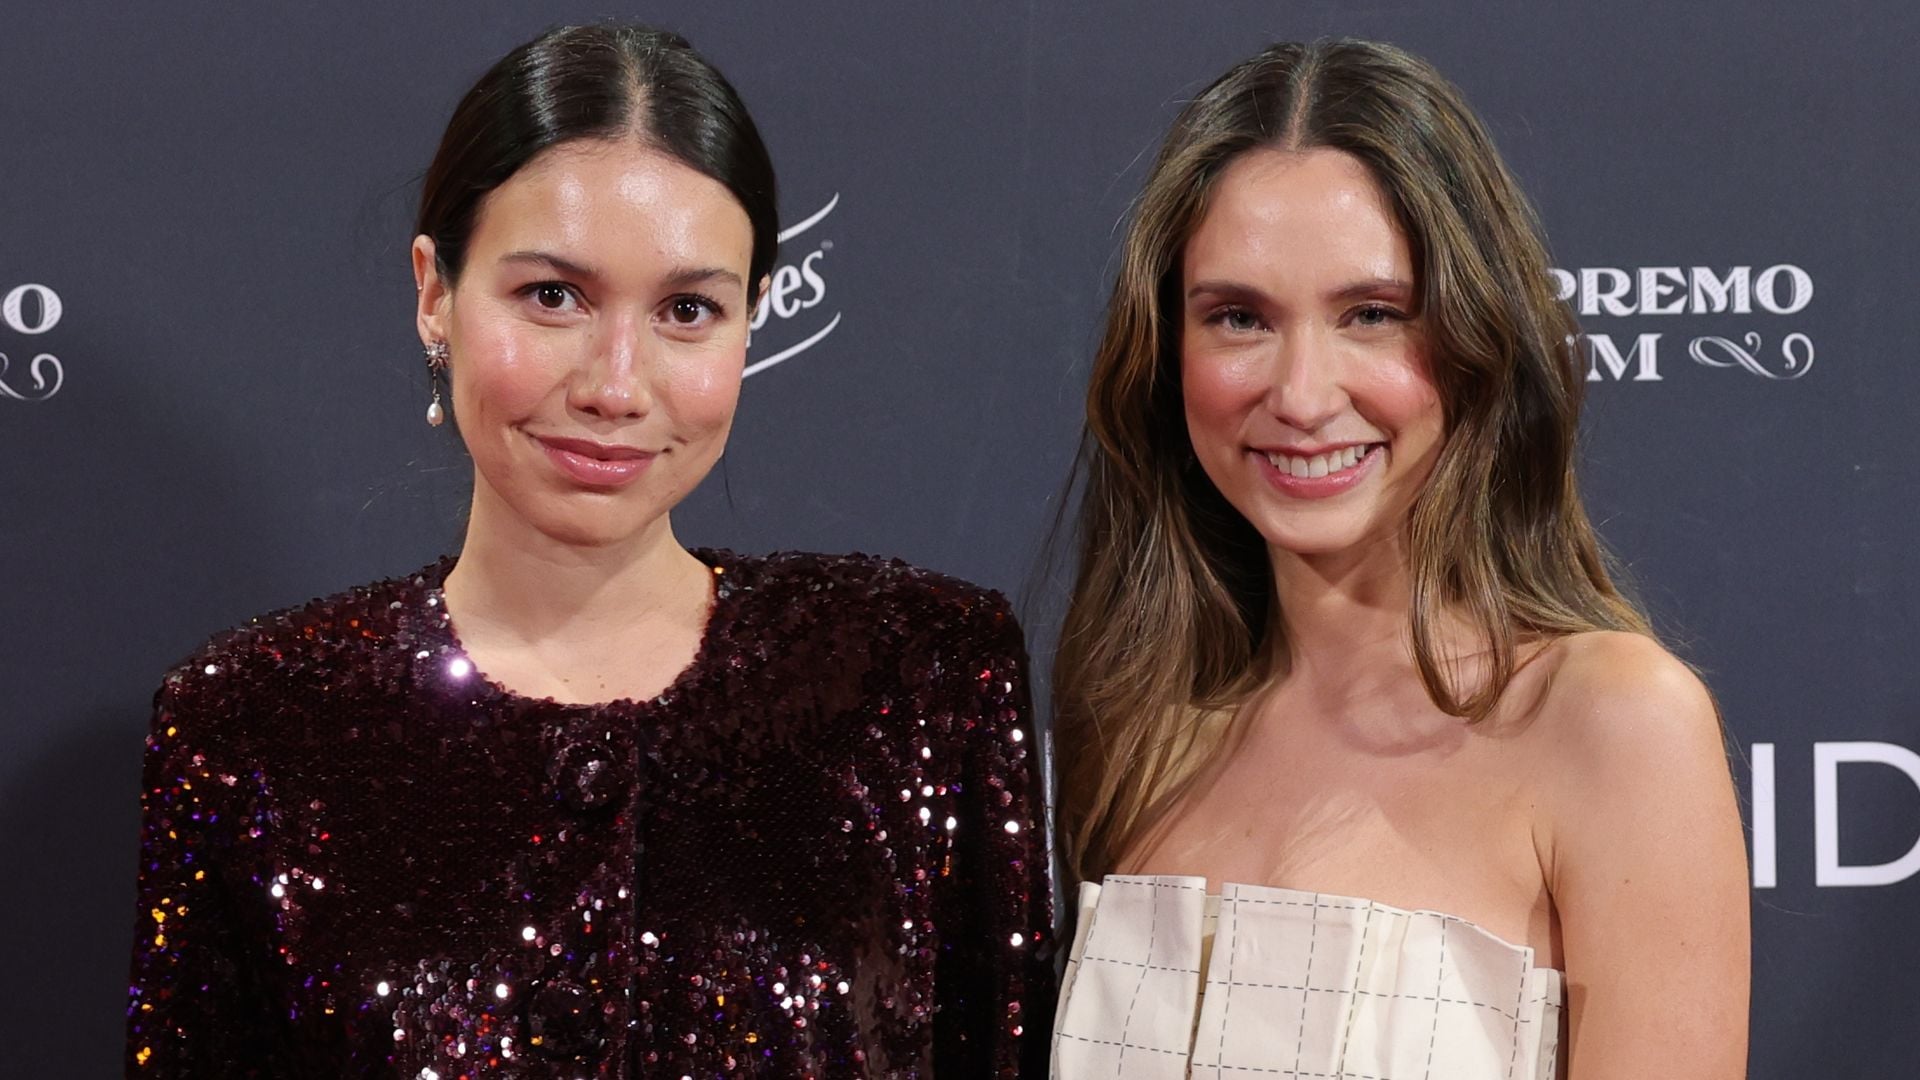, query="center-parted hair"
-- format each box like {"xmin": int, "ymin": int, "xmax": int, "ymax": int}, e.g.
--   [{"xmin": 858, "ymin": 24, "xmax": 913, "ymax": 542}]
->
[
  {"xmin": 1053, "ymin": 39, "xmax": 1652, "ymax": 882},
  {"xmin": 416, "ymin": 24, "xmax": 778, "ymax": 303}
]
